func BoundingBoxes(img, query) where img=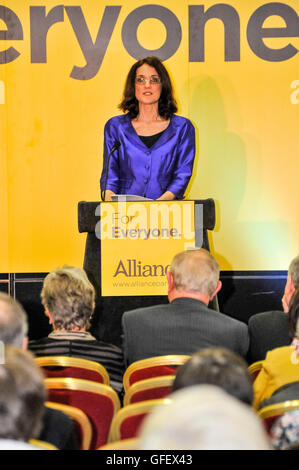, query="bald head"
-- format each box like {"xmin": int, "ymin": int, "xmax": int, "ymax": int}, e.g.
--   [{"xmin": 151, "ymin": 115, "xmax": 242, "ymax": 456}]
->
[
  {"xmin": 289, "ymin": 256, "xmax": 299, "ymax": 288},
  {"xmin": 282, "ymin": 255, "xmax": 299, "ymax": 312},
  {"xmin": 0, "ymin": 293, "xmax": 28, "ymax": 348},
  {"xmin": 168, "ymin": 249, "xmax": 221, "ymax": 302}
]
